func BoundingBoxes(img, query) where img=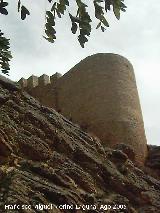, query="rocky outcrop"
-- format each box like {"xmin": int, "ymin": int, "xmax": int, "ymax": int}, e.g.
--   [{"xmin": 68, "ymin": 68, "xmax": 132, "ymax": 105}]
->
[
  {"xmin": 0, "ymin": 75, "xmax": 160, "ymax": 212},
  {"xmin": 145, "ymin": 145, "xmax": 160, "ymax": 178}
]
